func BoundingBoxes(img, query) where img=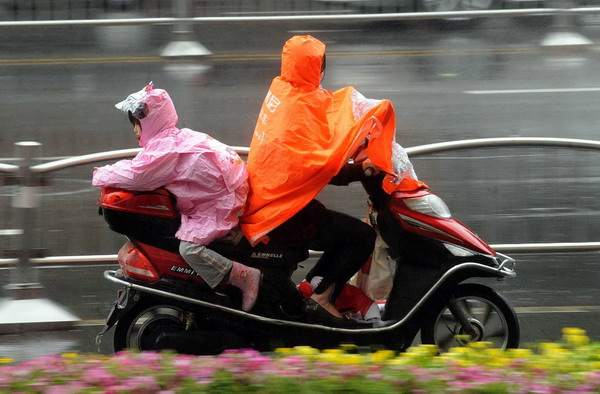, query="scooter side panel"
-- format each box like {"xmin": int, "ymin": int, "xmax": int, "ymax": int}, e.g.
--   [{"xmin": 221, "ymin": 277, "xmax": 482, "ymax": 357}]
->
[{"xmin": 377, "ymin": 210, "xmax": 456, "ymax": 321}]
